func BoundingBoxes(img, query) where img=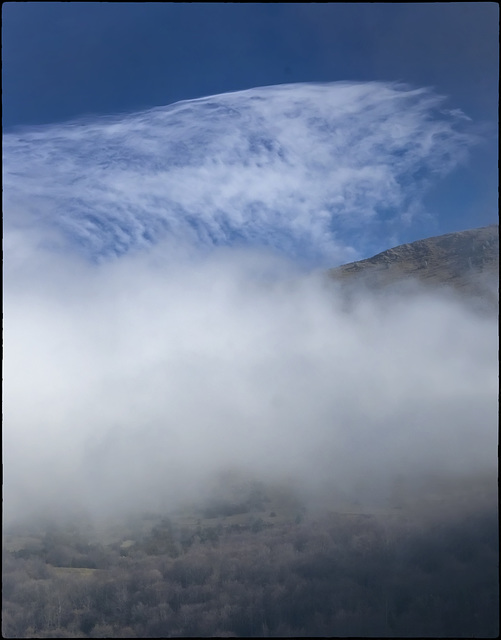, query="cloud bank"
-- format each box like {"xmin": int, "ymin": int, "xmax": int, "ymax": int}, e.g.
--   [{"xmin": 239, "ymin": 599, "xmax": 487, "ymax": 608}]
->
[
  {"xmin": 3, "ymin": 82, "xmax": 475, "ymax": 266},
  {"xmin": 3, "ymin": 243, "xmax": 498, "ymax": 524}
]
